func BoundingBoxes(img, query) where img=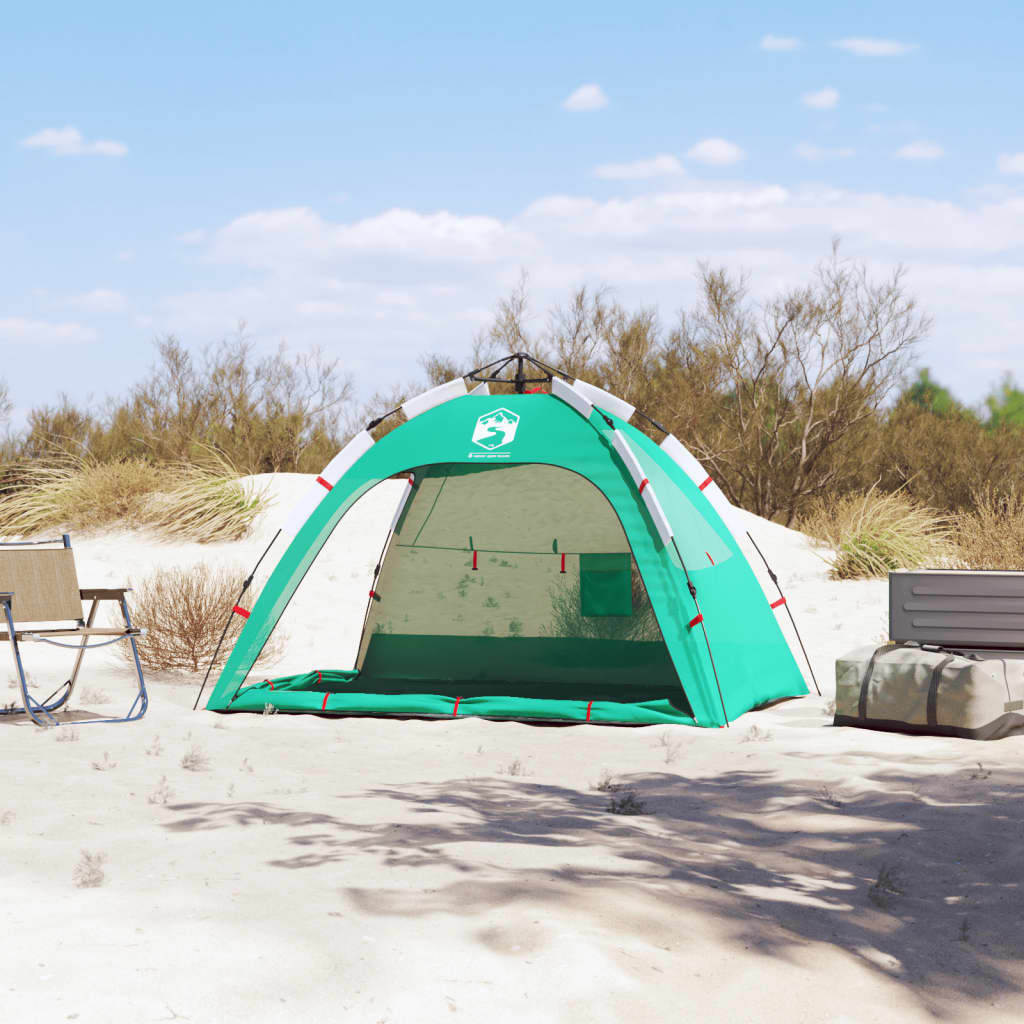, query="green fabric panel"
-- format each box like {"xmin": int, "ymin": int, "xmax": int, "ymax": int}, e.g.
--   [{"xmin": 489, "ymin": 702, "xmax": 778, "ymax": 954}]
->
[
  {"xmin": 223, "ymin": 683, "xmax": 698, "ymax": 725},
  {"xmin": 357, "ymin": 633, "xmax": 682, "ymax": 703},
  {"xmin": 207, "ymin": 392, "xmax": 807, "ymax": 725},
  {"xmin": 579, "ymin": 552, "xmax": 633, "ymax": 616}
]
